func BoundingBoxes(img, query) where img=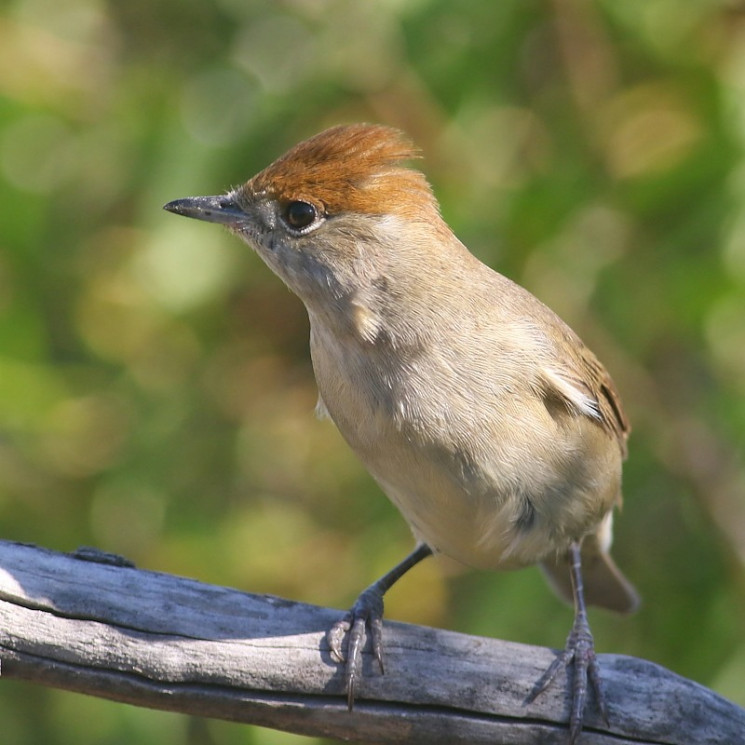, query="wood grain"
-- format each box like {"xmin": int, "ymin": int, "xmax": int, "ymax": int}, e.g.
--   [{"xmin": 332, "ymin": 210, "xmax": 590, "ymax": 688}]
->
[{"xmin": 0, "ymin": 541, "xmax": 741, "ymax": 744}]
